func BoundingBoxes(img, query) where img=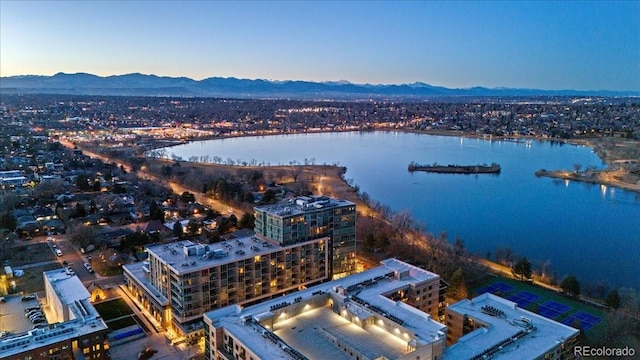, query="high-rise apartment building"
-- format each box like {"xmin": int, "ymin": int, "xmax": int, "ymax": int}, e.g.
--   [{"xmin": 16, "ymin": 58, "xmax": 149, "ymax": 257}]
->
[
  {"xmin": 124, "ymin": 236, "xmax": 331, "ymax": 338},
  {"xmin": 124, "ymin": 196, "xmax": 356, "ymax": 340},
  {"xmin": 254, "ymin": 195, "xmax": 357, "ymax": 277}
]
